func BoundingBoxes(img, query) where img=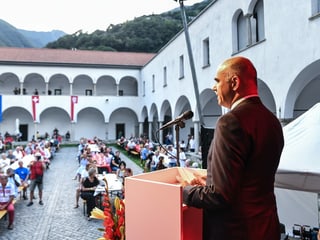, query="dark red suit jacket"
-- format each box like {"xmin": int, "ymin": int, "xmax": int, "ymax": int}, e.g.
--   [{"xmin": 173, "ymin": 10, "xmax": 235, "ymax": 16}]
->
[{"xmin": 183, "ymin": 97, "xmax": 284, "ymax": 240}]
